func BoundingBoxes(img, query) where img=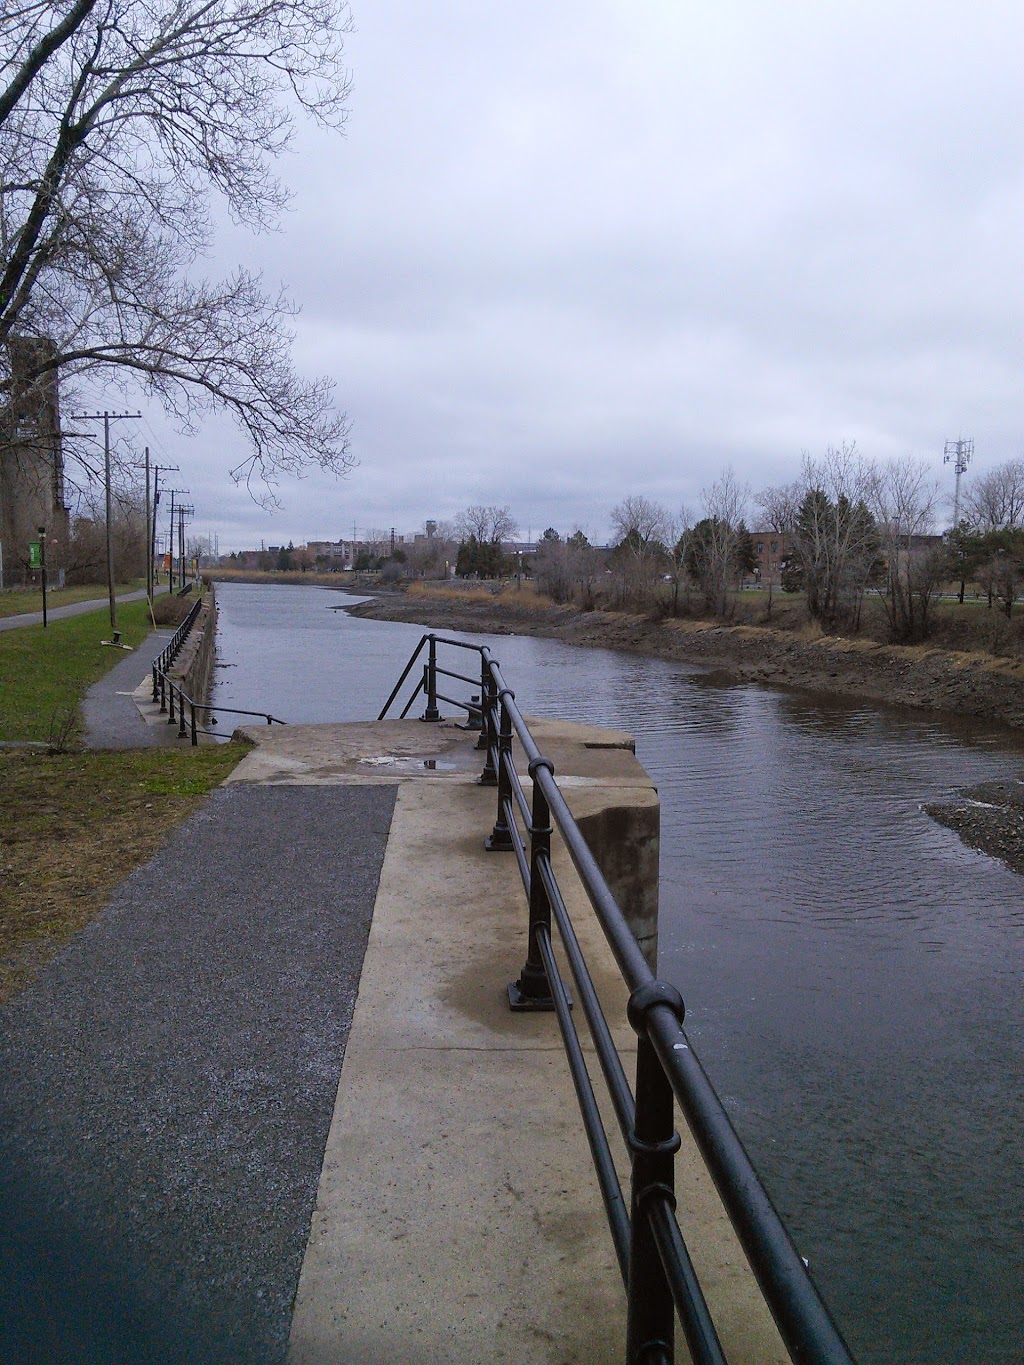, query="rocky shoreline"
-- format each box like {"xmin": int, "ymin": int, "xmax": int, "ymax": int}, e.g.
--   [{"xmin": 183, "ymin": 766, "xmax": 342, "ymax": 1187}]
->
[{"xmin": 348, "ymin": 590, "xmax": 1024, "ymax": 875}]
